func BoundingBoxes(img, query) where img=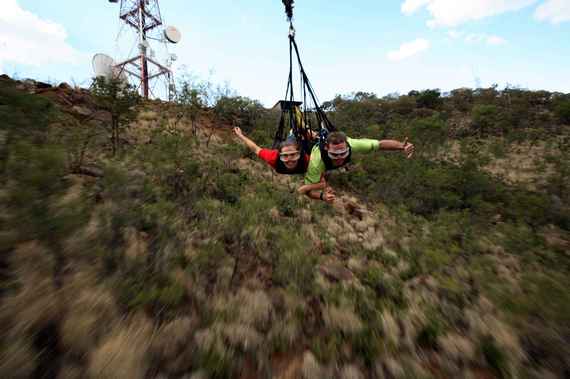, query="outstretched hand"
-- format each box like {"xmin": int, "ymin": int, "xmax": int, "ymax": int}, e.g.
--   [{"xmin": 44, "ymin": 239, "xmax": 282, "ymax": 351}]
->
[
  {"xmin": 402, "ymin": 137, "xmax": 415, "ymax": 159},
  {"xmin": 322, "ymin": 187, "xmax": 336, "ymax": 203},
  {"xmin": 233, "ymin": 127, "xmax": 244, "ymax": 139}
]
